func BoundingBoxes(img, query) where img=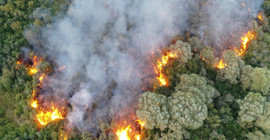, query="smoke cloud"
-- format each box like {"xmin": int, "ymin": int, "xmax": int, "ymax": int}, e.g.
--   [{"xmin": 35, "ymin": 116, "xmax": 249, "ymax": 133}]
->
[{"xmin": 24, "ymin": 0, "xmax": 263, "ymax": 134}]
